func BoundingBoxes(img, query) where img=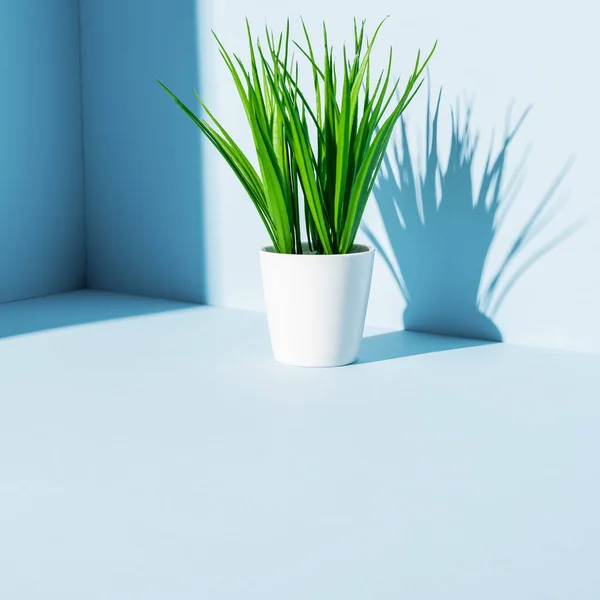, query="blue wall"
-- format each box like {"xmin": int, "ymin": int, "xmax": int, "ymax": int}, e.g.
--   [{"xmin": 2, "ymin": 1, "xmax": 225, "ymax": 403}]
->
[
  {"xmin": 195, "ymin": 1, "xmax": 600, "ymax": 355},
  {"xmin": 2, "ymin": 0, "xmax": 597, "ymax": 355},
  {"xmin": 0, "ymin": 0, "xmax": 85, "ymax": 303},
  {"xmin": 79, "ymin": 0, "xmax": 206, "ymax": 303}
]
